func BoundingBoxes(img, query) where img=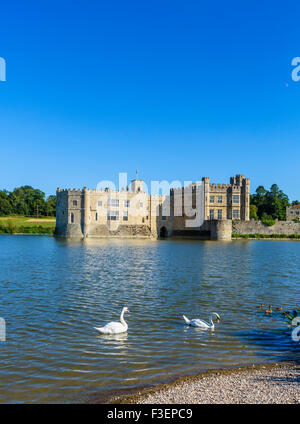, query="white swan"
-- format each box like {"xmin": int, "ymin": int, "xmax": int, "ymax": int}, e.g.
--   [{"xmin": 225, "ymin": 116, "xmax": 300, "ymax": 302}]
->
[
  {"xmin": 182, "ymin": 312, "xmax": 220, "ymax": 329},
  {"xmin": 94, "ymin": 307, "xmax": 130, "ymax": 335}
]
